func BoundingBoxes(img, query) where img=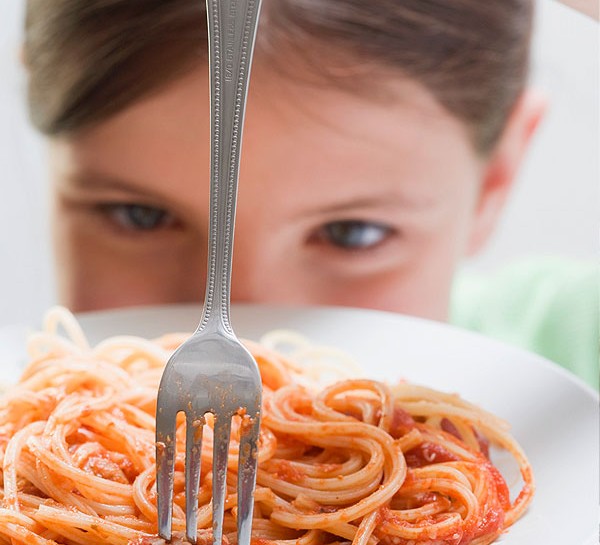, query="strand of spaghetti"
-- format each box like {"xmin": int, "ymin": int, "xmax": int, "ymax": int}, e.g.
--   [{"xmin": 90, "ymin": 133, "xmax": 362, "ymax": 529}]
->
[
  {"xmin": 259, "ymin": 330, "xmax": 364, "ymax": 384},
  {"xmin": 412, "ymin": 463, "xmax": 474, "ymax": 490},
  {"xmin": 256, "ymin": 468, "xmax": 382, "ymax": 505},
  {"xmin": 105, "ymin": 516, "xmax": 155, "ymax": 533},
  {"xmin": 320, "ymin": 520, "xmax": 378, "ymax": 545},
  {"xmin": 93, "ymin": 337, "xmax": 170, "ymax": 367},
  {"xmin": 395, "ymin": 427, "xmax": 424, "ymax": 452},
  {"xmin": 26, "ymin": 439, "xmax": 134, "ymax": 502},
  {"xmin": 0, "ymin": 522, "xmax": 56, "ymax": 545},
  {"xmin": 2, "ymin": 421, "xmax": 46, "ymax": 511},
  {"xmin": 132, "ymin": 466, "xmax": 158, "ymax": 522},
  {"xmin": 50, "ymin": 392, "xmax": 116, "ymax": 425},
  {"xmin": 269, "ymin": 442, "xmax": 405, "ymax": 527},
  {"xmin": 34, "ymin": 504, "xmax": 148, "ymax": 543},
  {"xmin": 78, "ymin": 412, "xmax": 155, "ymax": 474},
  {"xmin": 258, "ymin": 432, "xmax": 388, "ymax": 494},
  {"xmin": 316, "ymin": 380, "xmax": 395, "ymax": 430},
  {"xmin": 295, "ymin": 529, "xmax": 326, "ymax": 545},
  {"xmin": 398, "ymin": 400, "xmax": 508, "ymax": 436},
  {"xmin": 352, "ymin": 509, "xmax": 380, "ymax": 545},
  {"xmin": 18, "ymin": 360, "xmax": 133, "ymax": 393},
  {"xmin": 392, "ymin": 383, "xmax": 510, "ymax": 431},
  {"xmin": 7, "ymin": 453, "xmax": 54, "ymax": 505},
  {"xmin": 35, "ymin": 457, "xmax": 100, "ymax": 516},
  {"xmin": 42, "ymin": 306, "xmax": 90, "ymax": 351},
  {"xmin": 26, "ymin": 332, "xmax": 85, "ymax": 361},
  {"xmin": 264, "ymin": 450, "xmax": 365, "ymax": 481},
  {"xmin": 383, "ymin": 511, "xmax": 465, "ymax": 542},
  {"xmin": 388, "ymin": 495, "xmax": 453, "ymax": 521},
  {"xmin": 0, "ymin": 508, "xmax": 39, "ymax": 529},
  {"xmin": 427, "ymin": 414, "xmax": 482, "ymax": 452},
  {"xmin": 235, "ymin": 339, "xmax": 295, "ymax": 390},
  {"xmin": 229, "ymin": 517, "xmax": 300, "ymax": 540},
  {"xmin": 402, "ymin": 429, "xmax": 475, "ymax": 466}
]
